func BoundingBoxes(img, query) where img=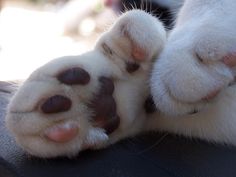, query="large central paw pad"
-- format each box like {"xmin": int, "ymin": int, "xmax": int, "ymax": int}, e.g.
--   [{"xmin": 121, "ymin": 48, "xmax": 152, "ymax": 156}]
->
[{"xmin": 89, "ymin": 77, "xmax": 120, "ymax": 135}]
